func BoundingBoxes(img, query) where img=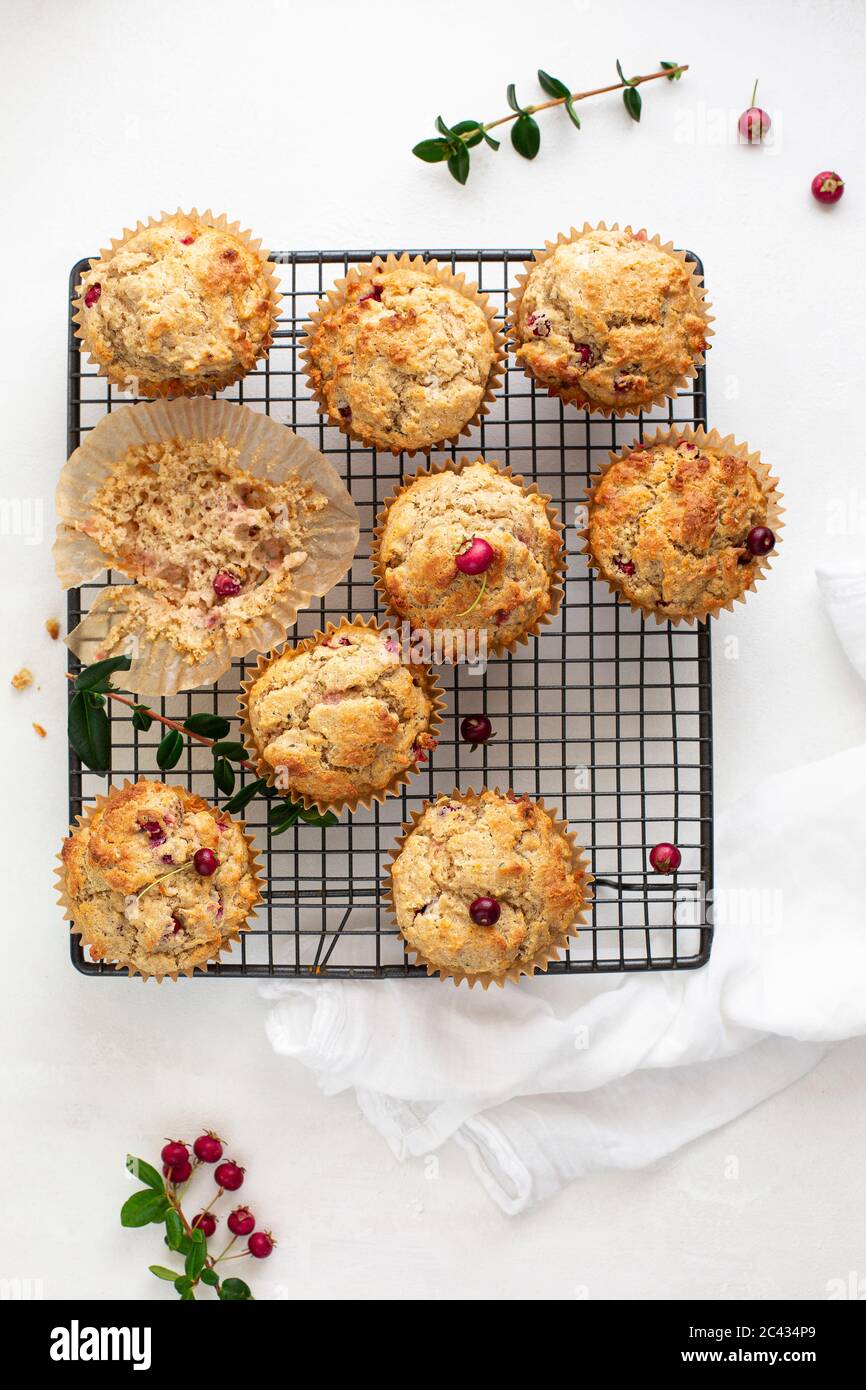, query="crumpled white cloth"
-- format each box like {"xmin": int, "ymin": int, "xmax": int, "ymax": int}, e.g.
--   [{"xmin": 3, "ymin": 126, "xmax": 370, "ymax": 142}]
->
[{"xmin": 261, "ymin": 567, "xmax": 866, "ymax": 1213}]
